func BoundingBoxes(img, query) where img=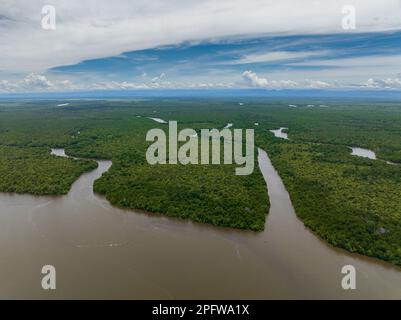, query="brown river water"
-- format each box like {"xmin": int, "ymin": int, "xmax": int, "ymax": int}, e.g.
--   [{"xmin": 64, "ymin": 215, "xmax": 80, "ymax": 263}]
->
[{"xmin": 0, "ymin": 148, "xmax": 400, "ymax": 299}]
